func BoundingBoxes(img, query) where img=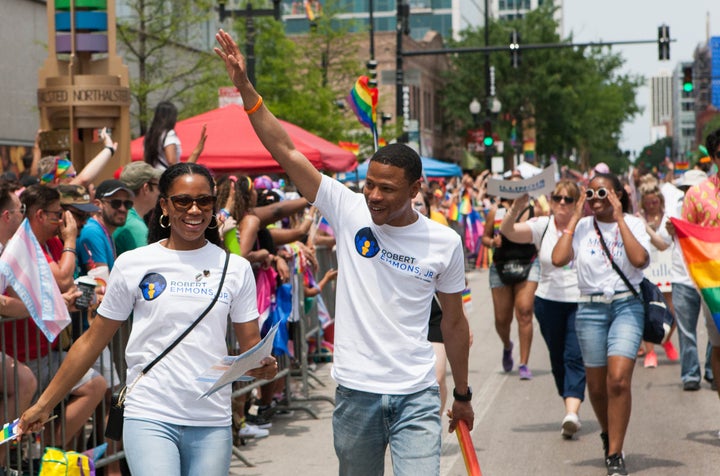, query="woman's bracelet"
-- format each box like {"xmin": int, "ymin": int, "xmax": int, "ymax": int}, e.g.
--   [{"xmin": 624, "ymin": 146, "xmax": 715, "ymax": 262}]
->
[
  {"xmin": 562, "ymin": 229, "xmax": 574, "ymax": 236},
  {"xmin": 62, "ymin": 247, "xmax": 77, "ymax": 255},
  {"xmin": 104, "ymin": 145, "xmax": 116, "ymax": 156},
  {"xmin": 245, "ymin": 96, "xmax": 263, "ymax": 115}
]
